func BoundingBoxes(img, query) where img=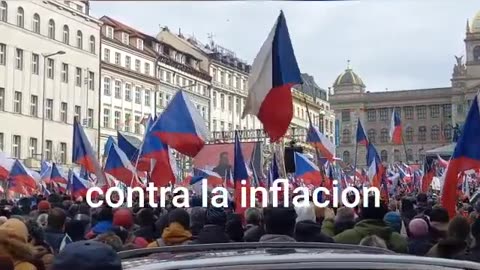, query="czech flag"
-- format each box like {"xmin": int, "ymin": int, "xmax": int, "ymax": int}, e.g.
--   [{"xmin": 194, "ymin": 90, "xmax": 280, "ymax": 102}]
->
[
  {"xmin": 356, "ymin": 119, "xmax": 368, "ymax": 146},
  {"xmin": 51, "ymin": 163, "xmax": 68, "ymax": 192},
  {"xmin": 68, "ymin": 170, "xmax": 92, "ymax": 198},
  {"xmin": 72, "ymin": 119, "xmax": 106, "ymax": 186},
  {"xmin": 389, "ymin": 110, "xmax": 402, "ymax": 145},
  {"xmin": 192, "ymin": 168, "xmax": 223, "ymax": 187},
  {"xmin": 294, "ymin": 152, "xmax": 321, "ymax": 186},
  {"xmin": 366, "ymin": 143, "xmax": 383, "ymax": 189},
  {"xmin": 233, "ymin": 131, "xmax": 250, "ymax": 215},
  {"xmin": 242, "ymin": 11, "xmax": 302, "ymax": 142},
  {"xmin": 103, "ymin": 136, "xmax": 115, "ymax": 159},
  {"xmin": 267, "ymin": 153, "xmax": 280, "ymax": 187},
  {"xmin": 105, "ymin": 143, "xmax": 141, "ymax": 187},
  {"xmin": 9, "ymin": 160, "xmax": 37, "ymax": 190},
  {"xmin": 307, "ymin": 124, "xmax": 336, "ymax": 161},
  {"xmin": 437, "ymin": 154, "xmax": 449, "ymax": 168},
  {"xmin": 117, "ymin": 132, "xmax": 139, "ymax": 162},
  {"xmin": 421, "ymin": 158, "xmax": 436, "ymax": 193},
  {"xmin": 0, "ymin": 152, "xmax": 14, "ymax": 181},
  {"xmin": 140, "ymin": 128, "xmax": 175, "ymax": 187},
  {"xmin": 442, "ymin": 95, "xmax": 480, "ymax": 217},
  {"xmin": 150, "ymin": 90, "xmax": 209, "ymax": 157}
]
